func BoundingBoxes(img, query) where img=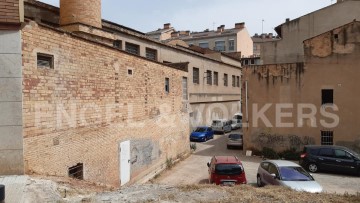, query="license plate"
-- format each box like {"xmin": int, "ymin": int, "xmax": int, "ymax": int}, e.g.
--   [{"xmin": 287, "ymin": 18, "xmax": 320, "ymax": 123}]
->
[{"xmin": 222, "ymin": 181, "xmax": 235, "ymax": 186}]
